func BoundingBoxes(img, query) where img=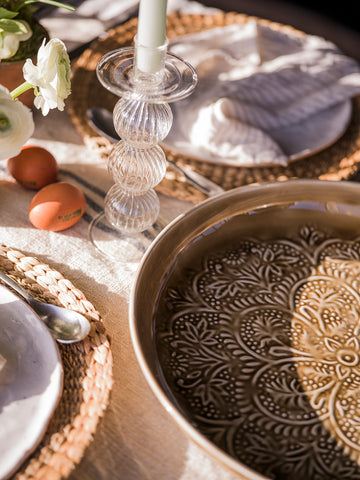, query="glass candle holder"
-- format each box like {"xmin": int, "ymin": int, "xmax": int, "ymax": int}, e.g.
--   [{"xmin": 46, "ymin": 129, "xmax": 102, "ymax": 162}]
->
[{"xmin": 88, "ymin": 38, "xmax": 197, "ymax": 260}]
